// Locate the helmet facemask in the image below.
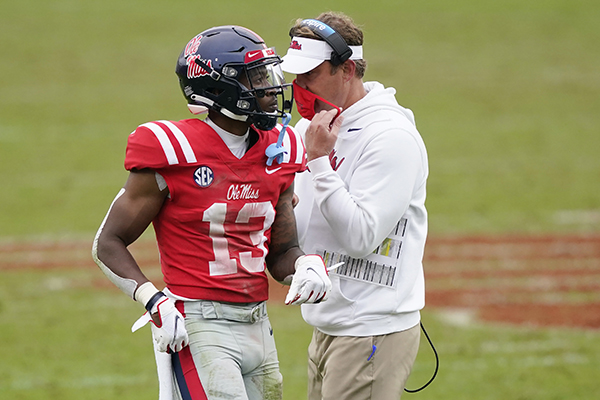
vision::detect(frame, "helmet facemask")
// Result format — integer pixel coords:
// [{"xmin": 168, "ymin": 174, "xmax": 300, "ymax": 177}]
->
[{"xmin": 236, "ymin": 58, "xmax": 293, "ymax": 130}]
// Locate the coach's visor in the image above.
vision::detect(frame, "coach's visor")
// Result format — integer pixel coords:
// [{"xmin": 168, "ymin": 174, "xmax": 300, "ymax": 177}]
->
[{"xmin": 281, "ymin": 36, "xmax": 363, "ymax": 74}]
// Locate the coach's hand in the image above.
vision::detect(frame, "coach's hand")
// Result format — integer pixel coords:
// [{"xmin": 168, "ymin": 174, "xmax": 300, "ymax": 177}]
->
[
  {"xmin": 149, "ymin": 297, "xmax": 188, "ymax": 353},
  {"xmin": 305, "ymin": 108, "xmax": 344, "ymax": 162},
  {"xmin": 285, "ymin": 255, "xmax": 332, "ymax": 305}
]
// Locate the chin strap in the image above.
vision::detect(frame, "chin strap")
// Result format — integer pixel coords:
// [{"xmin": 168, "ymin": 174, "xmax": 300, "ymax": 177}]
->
[{"xmin": 265, "ymin": 113, "xmax": 291, "ymax": 166}]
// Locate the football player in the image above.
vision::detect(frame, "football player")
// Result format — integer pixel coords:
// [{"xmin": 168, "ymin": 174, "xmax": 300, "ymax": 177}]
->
[{"xmin": 92, "ymin": 25, "xmax": 331, "ymax": 400}]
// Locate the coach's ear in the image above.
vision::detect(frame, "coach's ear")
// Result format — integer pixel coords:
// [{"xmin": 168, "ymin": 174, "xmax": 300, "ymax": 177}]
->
[
  {"xmin": 342, "ymin": 59, "xmax": 356, "ymax": 82},
  {"xmin": 292, "ymin": 193, "xmax": 299, "ymax": 208}
]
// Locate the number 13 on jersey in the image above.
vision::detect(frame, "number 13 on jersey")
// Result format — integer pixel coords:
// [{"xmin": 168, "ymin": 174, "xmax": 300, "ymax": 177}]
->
[{"xmin": 203, "ymin": 202, "xmax": 275, "ymax": 276}]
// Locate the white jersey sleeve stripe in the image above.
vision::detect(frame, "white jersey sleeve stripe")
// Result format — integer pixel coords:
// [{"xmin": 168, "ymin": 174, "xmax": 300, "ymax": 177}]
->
[
  {"xmin": 140, "ymin": 122, "xmax": 179, "ymax": 165},
  {"xmin": 159, "ymin": 120, "xmax": 197, "ymax": 163},
  {"xmin": 282, "ymin": 131, "xmax": 292, "ymax": 164},
  {"xmin": 292, "ymin": 129, "xmax": 305, "ymax": 165}
]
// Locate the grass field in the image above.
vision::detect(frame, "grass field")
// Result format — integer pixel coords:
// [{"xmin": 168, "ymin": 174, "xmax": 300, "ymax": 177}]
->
[
  {"xmin": 2, "ymin": 0, "xmax": 599, "ymax": 237},
  {"xmin": 2, "ymin": 238, "xmax": 600, "ymax": 399},
  {"xmin": 1, "ymin": 0, "xmax": 599, "ymax": 399}
]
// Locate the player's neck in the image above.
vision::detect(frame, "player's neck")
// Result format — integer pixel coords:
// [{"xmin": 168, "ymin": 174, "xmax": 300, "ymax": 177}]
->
[{"xmin": 208, "ymin": 111, "xmax": 251, "ymax": 136}]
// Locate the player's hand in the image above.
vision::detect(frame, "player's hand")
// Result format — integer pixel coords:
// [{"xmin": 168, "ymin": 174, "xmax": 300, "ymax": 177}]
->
[
  {"xmin": 285, "ymin": 255, "xmax": 332, "ymax": 305},
  {"xmin": 150, "ymin": 297, "xmax": 188, "ymax": 353},
  {"xmin": 132, "ymin": 295, "xmax": 189, "ymax": 353}
]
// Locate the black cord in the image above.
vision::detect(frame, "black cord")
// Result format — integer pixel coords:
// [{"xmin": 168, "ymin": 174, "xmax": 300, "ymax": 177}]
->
[{"xmin": 404, "ymin": 322, "xmax": 439, "ymax": 393}]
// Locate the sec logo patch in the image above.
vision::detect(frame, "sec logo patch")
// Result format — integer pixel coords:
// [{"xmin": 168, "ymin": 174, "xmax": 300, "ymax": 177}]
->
[{"xmin": 193, "ymin": 166, "xmax": 214, "ymax": 188}]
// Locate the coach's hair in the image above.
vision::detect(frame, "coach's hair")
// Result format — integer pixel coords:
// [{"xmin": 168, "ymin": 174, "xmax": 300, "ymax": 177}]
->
[{"xmin": 289, "ymin": 11, "xmax": 367, "ymax": 78}]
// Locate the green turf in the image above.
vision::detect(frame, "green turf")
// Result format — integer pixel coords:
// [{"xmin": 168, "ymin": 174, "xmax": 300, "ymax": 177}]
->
[
  {"xmin": 2, "ymin": 266, "xmax": 600, "ymax": 399},
  {"xmin": 1, "ymin": 1, "xmax": 600, "ymax": 399},
  {"xmin": 1, "ymin": 0, "xmax": 598, "ymax": 237}
]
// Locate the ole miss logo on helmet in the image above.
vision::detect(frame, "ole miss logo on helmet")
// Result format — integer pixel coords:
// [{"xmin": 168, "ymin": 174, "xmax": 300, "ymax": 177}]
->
[
  {"xmin": 184, "ymin": 34, "xmax": 203, "ymax": 58},
  {"xmin": 289, "ymin": 40, "xmax": 302, "ymax": 50}
]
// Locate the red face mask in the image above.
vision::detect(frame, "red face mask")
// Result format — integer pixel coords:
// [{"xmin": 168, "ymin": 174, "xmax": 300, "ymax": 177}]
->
[{"xmin": 293, "ymin": 79, "xmax": 341, "ymax": 121}]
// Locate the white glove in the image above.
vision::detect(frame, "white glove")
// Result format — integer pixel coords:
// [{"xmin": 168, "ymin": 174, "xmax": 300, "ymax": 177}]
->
[
  {"xmin": 132, "ymin": 294, "xmax": 189, "ymax": 353},
  {"xmin": 285, "ymin": 255, "xmax": 332, "ymax": 305},
  {"xmin": 151, "ymin": 297, "xmax": 189, "ymax": 353}
]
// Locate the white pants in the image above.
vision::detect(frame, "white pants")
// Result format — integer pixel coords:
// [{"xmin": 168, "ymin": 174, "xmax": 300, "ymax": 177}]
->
[{"xmin": 154, "ymin": 300, "xmax": 283, "ymax": 400}]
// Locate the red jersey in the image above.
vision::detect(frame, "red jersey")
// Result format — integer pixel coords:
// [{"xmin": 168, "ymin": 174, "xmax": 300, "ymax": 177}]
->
[{"xmin": 124, "ymin": 118, "xmax": 306, "ymax": 303}]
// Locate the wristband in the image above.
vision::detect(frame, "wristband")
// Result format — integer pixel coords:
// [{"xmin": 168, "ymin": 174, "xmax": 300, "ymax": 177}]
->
[
  {"xmin": 145, "ymin": 291, "xmax": 166, "ymax": 313},
  {"xmin": 134, "ymin": 281, "xmax": 161, "ymax": 307}
]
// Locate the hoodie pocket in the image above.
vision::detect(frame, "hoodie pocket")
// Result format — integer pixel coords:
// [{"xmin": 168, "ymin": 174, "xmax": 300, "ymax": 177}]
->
[{"xmin": 301, "ymin": 276, "xmax": 357, "ymax": 327}]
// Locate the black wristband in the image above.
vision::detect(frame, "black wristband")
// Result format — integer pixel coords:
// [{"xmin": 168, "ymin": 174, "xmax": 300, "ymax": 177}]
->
[{"xmin": 145, "ymin": 291, "xmax": 166, "ymax": 313}]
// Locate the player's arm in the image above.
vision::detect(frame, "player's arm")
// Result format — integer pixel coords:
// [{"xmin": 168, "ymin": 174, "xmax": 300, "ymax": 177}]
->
[
  {"xmin": 265, "ymin": 182, "xmax": 332, "ymax": 305},
  {"xmin": 92, "ymin": 169, "xmax": 167, "ymax": 294},
  {"xmin": 265, "ymin": 182, "xmax": 302, "ymax": 283},
  {"xmin": 92, "ymin": 169, "xmax": 188, "ymax": 352}
]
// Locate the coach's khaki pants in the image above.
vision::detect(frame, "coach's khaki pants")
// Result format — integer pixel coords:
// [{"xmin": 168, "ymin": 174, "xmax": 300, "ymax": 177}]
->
[{"xmin": 307, "ymin": 324, "xmax": 420, "ymax": 400}]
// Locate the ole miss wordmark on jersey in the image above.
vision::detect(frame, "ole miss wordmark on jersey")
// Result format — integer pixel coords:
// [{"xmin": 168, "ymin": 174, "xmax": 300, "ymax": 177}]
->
[{"xmin": 125, "ymin": 118, "xmax": 306, "ymax": 303}]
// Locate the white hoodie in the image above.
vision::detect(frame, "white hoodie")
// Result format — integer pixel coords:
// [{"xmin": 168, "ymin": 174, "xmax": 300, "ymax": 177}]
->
[{"xmin": 294, "ymin": 81, "xmax": 429, "ymax": 337}]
